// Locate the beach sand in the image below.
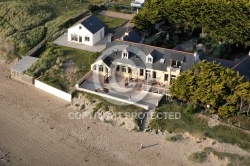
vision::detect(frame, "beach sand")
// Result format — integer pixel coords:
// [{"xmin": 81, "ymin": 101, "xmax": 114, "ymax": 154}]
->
[{"xmin": 0, "ymin": 61, "xmax": 249, "ymax": 166}]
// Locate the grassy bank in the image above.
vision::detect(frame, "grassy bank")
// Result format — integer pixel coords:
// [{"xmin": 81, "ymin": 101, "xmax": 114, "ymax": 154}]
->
[
  {"xmin": 25, "ymin": 45, "xmax": 98, "ymax": 92},
  {"xmin": 150, "ymin": 99, "xmax": 250, "ymax": 151},
  {"xmin": 0, "ymin": 0, "xmax": 89, "ymax": 56},
  {"xmin": 189, "ymin": 147, "xmax": 250, "ymax": 165}
]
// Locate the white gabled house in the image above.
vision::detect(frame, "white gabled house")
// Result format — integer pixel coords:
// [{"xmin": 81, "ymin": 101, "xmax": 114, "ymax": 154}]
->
[{"xmin": 68, "ymin": 15, "xmax": 105, "ymax": 46}]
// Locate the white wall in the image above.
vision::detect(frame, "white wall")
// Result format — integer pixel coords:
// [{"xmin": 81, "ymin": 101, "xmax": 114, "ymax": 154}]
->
[
  {"xmin": 35, "ymin": 80, "xmax": 72, "ymax": 102},
  {"xmin": 92, "ymin": 27, "xmax": 105, "ymax": 45},
  {"xmin": 68, "ymin": 24, "xmax": 104, "ymax": 46},
  {"xmin": 68, "ymin": 23, "xmax": 94, "ymax": 46}
]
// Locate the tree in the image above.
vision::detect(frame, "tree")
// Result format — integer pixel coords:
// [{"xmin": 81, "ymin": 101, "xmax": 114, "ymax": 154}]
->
[
  {"xmin": 170, "ymin": 60, "xmax": 247, "ymax": 117},
  {"xmin": 133, "ymin": 0, "xmax": 250, "ymax": 46}
]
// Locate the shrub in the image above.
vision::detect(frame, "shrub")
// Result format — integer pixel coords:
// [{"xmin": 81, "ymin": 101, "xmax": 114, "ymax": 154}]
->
[
  {"xmin": 188, "ymin": 152, "xmax": 207, "ymax": 163},
  {"xmin": 166, "ymin": 134, "xmax": 183, "ymax": 142},
  {"xmin": 184, "ymin": 104, "xmax": 196, "ymax": 114}
]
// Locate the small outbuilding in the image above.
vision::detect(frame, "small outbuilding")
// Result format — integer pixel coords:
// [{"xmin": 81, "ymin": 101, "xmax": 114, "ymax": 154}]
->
[{"xmin": 67, "ymin": 15, "xmax": 105, "ymax": 46}]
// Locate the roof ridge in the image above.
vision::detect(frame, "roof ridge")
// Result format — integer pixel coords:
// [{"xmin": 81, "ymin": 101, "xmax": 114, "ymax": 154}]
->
[
  {"xmin": 232, "ymin": 55, "xmax": 250, "ymax": 69},
  {"xmin": 115, "ymin": 39, "xmax": 194, "ymax": 55}
]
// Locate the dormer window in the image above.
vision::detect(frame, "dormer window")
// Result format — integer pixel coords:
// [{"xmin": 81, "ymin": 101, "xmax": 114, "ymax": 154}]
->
[
  {"xmin": 146, "ymin": 53, "xmax": 153, "ymax": 64},
  {"xmin": 148, "ymin": 57, "xmax": 152, "ymax": 63},
  {"xmin": 122, "ymin": 50, "xmax": 129, "ymax": 59},
  {"xmin": 171, "ymin": 60, "xmax": 182, "ymax": 68}
]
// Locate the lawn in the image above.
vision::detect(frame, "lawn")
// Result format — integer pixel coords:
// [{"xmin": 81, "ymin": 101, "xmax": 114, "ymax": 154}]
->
[
  {"xmin": 95, "ymin": 14, "xmax": 128, "ymax": 31},
  {"xmin": 25, "ymin": 45, "xmax": 99, "ymax": 92},
  {"xmin": 150, "ymin": 98, "xmax": 250, "ymax": 151},
  {"xmin": 87, "ymin": 0, "xmax": 132, "ymax": 5}
]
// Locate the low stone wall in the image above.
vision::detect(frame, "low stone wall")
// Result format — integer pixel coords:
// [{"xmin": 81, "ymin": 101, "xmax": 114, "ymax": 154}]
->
[{"xmin": 35, "ymin": 79, "xmax": 72, "ymax": 102}]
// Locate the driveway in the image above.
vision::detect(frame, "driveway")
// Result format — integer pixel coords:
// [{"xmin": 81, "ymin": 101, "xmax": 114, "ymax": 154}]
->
[{"xmin": 52, "ymin": 33, "xmax": 108, "ymax": 52}]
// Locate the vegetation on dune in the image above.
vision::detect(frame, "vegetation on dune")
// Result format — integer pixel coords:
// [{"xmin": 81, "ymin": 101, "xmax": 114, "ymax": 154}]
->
[
  {"xmin": 150, "ymin": 100, "xmax": 250, "ymax": 150},
  {"xmin": 25, "ymin": 45, "xmax": 99, "ymax": 92},
  {"xmin": 0, "ymin": 0, "xmax": 89, "ymax": 57}
]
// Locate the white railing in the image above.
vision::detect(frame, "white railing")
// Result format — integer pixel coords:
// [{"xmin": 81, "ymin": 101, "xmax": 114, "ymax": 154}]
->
[{"xmin": 142, "ymin": 84, "xmax": 171, "ymax": 96}]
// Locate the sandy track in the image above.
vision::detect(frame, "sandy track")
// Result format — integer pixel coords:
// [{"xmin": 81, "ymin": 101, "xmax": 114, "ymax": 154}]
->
[{"xmin": 0, "ymin": 61, "xmax": 249, "ymax": 166}]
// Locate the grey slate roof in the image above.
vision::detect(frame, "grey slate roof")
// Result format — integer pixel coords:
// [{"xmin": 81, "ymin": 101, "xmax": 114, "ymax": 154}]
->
[
  {"xmin": 12, "ymin": 56, "xmax": 39, "ymax": 73},
  {"xmin": 80, "ymin": 15, "xmax": 105, "ymax": 34},
  {"xmin": 232, "ymin": 56, "xmax": 250, "ymax": 80},
  {"xmin": 123, "ymin": 30, "xmax": 143, "ymax": 43},
  {"xmin": 200, "ymin": 52, "xmax": 250, "ymax": 80},
  {"xmin": 96, "ymin": 40, "xmax": 195, "ymax": 72}
]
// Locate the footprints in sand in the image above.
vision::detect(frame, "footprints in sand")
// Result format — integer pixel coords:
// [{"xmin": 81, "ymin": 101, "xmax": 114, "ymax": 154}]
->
[{"xmin": 0, "ymin": 149, "xmax": 20, "ymax": 166}]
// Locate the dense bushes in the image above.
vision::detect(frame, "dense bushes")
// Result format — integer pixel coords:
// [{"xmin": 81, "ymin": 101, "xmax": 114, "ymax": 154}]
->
[
  {"xmin": 170, "ymin": 60, "xmax": 250, "ymax": 118},
  {"xmin": 25, "ymin": 47, "xmax": 63, "ymax": 77}
]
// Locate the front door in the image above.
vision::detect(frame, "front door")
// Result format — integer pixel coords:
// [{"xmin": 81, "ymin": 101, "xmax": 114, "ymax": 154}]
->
[
  {"xmin": 146, "ymin": 70, "xmax": 150, "ymax": 80},
  {"xmin": 79, "ymin": 36, "xmax": 82, "ymax": 42}
]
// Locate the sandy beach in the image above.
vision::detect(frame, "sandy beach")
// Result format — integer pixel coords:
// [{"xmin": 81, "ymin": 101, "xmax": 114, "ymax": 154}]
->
[{"xmin": 0, "ymin": 61, "xmax": 249, "ymax": 166}]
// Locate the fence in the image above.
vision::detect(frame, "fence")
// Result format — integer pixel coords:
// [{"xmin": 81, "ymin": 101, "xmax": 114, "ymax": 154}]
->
[
  {"xmin": 142, "ymin": 84, "xmax": 171, "ymax": 96},
  {"xmin": 35, "ymin": 79, "xmax": 72, "ymax": 102}
]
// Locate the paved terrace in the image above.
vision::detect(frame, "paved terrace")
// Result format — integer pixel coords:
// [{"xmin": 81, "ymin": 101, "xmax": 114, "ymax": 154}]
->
[
  {"xmin": 52, "ymin": 33, "xmax": 108, "ymax": 52},
  {"xmin": 76, "ymin": 73, "xmax": 163, "ymax": 110}
]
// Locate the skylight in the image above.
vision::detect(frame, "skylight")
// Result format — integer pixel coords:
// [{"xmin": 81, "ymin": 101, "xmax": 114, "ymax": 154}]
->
[{"xmin": 160, "ymin": 58, "xmax": 165, "ymax": 63}]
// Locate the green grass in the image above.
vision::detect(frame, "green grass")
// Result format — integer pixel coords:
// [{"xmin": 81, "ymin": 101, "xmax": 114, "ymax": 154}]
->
[
  {"xmin": 150, "ymin": 100, "xmax": 250, "ymax": 151},
  {"xmin": 166, "ymin": 134, "xmax": 183, "ymax": 142},
  {"xmin": 95, "ymin": 15, "xmax": 127, "ymax": 31},
  {"xmin": 87, "ymin": 0, "xmax": 132, "ymax": 5},
  {"xmin": 188, "ymin": 152, "xmax": 207, "ymax": 163},
  {"xmin": 204, "ymin": 147, "xmax": 250, "ymax": 166},
  {"xmin": 25, "ymin": 45, "xmax": 98, "ymax": 92},
  {"xmin": 0, "ymin": 0, "xmax": 89, "ymax": 56}
]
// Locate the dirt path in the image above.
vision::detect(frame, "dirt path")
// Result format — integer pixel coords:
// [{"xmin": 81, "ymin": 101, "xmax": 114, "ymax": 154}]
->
[{"xmin": 0, "ymin": 62, "xmax": 249, "ymax": 166}]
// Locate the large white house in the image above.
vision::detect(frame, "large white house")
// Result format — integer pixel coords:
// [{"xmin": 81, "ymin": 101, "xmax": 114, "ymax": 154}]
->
[{"xmin": 68, "ymin": 15, "xmax": 105, "ymax": 46}]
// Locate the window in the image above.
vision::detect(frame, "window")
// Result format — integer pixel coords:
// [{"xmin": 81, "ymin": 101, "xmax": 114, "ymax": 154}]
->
[
  {"xmin": 116, "ymin": 65, "xmax": 120, "ymax": 71},
  {"xmin": 99, "ymin": 65, "xmax": 103, "ymax": 72},
  {"xmin": 128, "ymin": 67, "xmax": 132, "ymax": 74},
  {"xmin": 85, "ymin": 36, "xmax": 90, "ymax": 41},
  {"xmin": 171, "ymin": 60, "xmax": 177, "ymax": 68},
  {"xmin": 122, "ymin": 66, "xmax": 126, "ymax": 73},
  {"xmin": 71, "ymin": 34, "xmax": 78, "ymax": 41},
  {"xmin": 148, "ymin": 57, "xmax": 152, "ymax": 63},
  {"xmin": 105, "ymin": 67, "xmax": 108, "ymax": 73},
  {"xmin": 164, "ymin": 74, "xmax": 169, "ymax": 81},
  {"xmin": 140, "ymin": 69, "xmax": 144, "ymax": 76},
  {"xmin": 79, "ymin": 26, "xmax": 82, "ymax": 29},
  {"xmin": 171, "ymin": 60, "xmax": 182, "ymax": 68},
  {"xmin": 123, "ymin": 52, "xmax": 128, "ymax": 58},
  {"xmin": 112, "ymin": 49, "xmax": 118, "ymax": 54},
  {"xmin": 153, "ymin": 71, "xmax": 157, "ymax": 78},
  {"xmin": 122, "ymin": 50, "xmax": 129, "ymax": 59},
  {"xmin": 93, "ymin": 65, "xmax": 96, "ymax": 70}
]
